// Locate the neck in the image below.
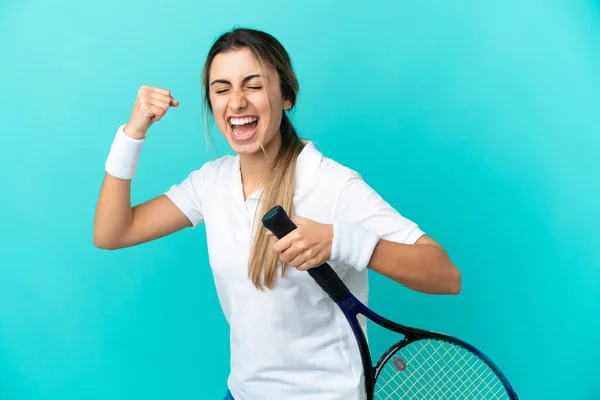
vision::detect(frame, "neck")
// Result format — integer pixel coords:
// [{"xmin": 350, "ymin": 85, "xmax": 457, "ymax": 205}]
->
[{"xmin": 239, "ymin": 133, "xmax": 282, "ymax": 197}]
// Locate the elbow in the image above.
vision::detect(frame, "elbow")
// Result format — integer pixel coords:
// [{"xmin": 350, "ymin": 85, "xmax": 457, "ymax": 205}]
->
[
  {"xmin": 93, "ymin": 237, "xmax": 118, "ymax": 250},
  {"xmin": 449, "ymin": 266, "xmax": 462, "ymax": 295},
  {"xmin": 93, "ymin": 231, "xmax": 121, "ymax": 250}
]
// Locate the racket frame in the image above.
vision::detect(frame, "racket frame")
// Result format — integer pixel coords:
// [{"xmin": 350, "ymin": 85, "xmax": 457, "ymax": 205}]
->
[
  {"xmin": 336, "ymin": 291, "xmax": 518, "ymax": 399},
  {"xmin": 261, "ymin": 205, "xmax": 518, "ymax": 400}
]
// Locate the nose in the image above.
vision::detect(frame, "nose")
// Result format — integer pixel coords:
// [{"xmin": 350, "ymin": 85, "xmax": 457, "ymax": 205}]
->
[{"xmin": 228, "ymin": 89, "xmax": 247, "ymax": 112}]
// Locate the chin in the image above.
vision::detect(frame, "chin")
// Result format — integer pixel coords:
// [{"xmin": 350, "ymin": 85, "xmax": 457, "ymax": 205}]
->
[{"xmin": 230, "ymin": 141, "xmax": 264, "ymax": 155}]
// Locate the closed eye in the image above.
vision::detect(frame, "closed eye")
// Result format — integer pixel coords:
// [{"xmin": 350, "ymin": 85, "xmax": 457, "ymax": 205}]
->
[{"xmin": 247, "ymin": 86, "xmax": 262, "ymax": 90}]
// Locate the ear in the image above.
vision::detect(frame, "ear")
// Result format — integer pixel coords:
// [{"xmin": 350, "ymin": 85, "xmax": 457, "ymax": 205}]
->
[{"xmin": 283, "ymin": 99, "xmax": 292, "ymax": 111}]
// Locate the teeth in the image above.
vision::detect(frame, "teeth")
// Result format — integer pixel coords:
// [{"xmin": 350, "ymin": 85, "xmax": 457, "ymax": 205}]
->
[{"xmin": 230, "ymin": 116, "xmax": 258, "ymax": 125}]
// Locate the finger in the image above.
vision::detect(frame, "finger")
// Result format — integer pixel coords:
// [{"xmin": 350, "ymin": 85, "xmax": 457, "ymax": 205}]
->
[
  {"xmin": 138, "ymin": 85, "xmax": 152, "ymax": 97},
  {"xmin": 264, "ymin": 230, "xmax": 274, "ymax": 237},
  {"xmin": 170, "ymin": 97, "xmax": 180, "ymax": 107},
  {"xmin": 151, "ymin": 103, "xmax": 167, "ymax": 115},
  {"xmin": 147, "ymin": 86, "xmax": 171, "ymax": 96},
  {"xmin": 150, "ymin": 92, "xmax": 174, "ymax": 105},
  {"xmin": 150, "ymin": 97, "xmax": 171, "ymax": 111},
  {"xmin": 149, "ymin": 105, "xmax": 166, "ymax": 122},
  {"xmin": 288, "ymin": 253, "xmax": 306, "ymax": 268},
  {"xmin": 297, "ymin": 260, "xmax": 315, "ymax": 271},
  {"xmin": 272, "ymin": 234, "xmax": 295, "ymax": 253},
  {"xmin": 280, "ymin": 246, "xmax": 302, "ymax": 264},
  {"xmin": 138, "ymin": 100, "xmax": 156, "ymax": 118}
]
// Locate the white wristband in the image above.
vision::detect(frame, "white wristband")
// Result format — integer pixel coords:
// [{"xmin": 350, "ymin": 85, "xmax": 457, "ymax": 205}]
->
[
  {"xmin": 104, "ymin": 125, "xmax": 145, "ymax": 180},
  {"xmin": 330, "ymin": 221, "xmax": 380, "ymax": 271}
]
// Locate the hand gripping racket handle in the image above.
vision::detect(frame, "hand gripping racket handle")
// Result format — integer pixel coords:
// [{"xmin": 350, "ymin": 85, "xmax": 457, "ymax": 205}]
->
[{"xmin": 261, "ymin": 206, "xmax": 350, "ymax": 302}]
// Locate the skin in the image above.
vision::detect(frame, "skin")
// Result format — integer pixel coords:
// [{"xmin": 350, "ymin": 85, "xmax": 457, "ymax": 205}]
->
[
  {"xmin": 207, "ymin": 49, "xmax": 461, "ymax": 295},
  {"xmin": 94, "ymin": 47, "xmax": 461, "ymax": 295},
  {"xmin": 208, "ymin": 48, "xmax": 292, "ymax": 199}
]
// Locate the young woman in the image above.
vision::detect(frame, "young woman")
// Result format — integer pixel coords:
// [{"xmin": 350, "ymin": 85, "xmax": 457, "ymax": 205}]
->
[{"xmin": 94, "ymin": 28, "xmax": 461, "ymax": 400}]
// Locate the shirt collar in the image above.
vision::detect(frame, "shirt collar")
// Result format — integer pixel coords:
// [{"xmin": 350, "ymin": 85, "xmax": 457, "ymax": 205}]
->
[
  {"xmin": 294, "ymin": 140, "xmax": 323, "ymax": 194},
  {"xmin": 229, "ymin": 140, "xmax": 323, "ymax": 200}
]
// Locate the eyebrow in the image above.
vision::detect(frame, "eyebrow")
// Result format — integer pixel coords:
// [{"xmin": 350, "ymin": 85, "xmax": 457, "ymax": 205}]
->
[{"xmin": 210, "ymin": 74, "xmax": 262, "ymax": 86}]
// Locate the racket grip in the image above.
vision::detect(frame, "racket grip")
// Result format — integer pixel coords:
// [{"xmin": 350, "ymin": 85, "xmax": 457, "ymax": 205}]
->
[
  {"xmin": 306, "ymin": 265, "xmax": 350, "ymax": 302},
  {"xmin": 261, "ymin": 206, "xmax": 350, "ymax": 302}
]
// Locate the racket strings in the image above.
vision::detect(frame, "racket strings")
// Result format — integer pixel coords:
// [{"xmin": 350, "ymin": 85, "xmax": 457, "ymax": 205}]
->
[{"xmin": 374, "ymin": 339, "xmax": 510, "ymax": 399}]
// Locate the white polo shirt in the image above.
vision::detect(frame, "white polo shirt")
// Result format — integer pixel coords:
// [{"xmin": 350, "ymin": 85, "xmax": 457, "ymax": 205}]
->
[{"xmin": 165, "ymin": 140, "xmax": 424, "ymax": 400}]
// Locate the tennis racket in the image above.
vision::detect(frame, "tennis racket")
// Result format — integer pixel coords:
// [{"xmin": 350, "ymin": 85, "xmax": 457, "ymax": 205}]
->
[{"xmin": 262, "ymin": 205, "xmax": 518, "ymax": 400}]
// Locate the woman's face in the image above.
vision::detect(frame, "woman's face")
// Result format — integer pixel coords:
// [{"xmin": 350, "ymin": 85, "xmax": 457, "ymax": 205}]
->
[{"xmin": 208, "ymin": 47, "xmax": 291, "ymax": 156}]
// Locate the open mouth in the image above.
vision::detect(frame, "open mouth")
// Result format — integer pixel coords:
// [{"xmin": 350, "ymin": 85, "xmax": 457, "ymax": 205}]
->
[{"xmin": 229, "ymin": 116, "xmax": 259, "ymax": 141}]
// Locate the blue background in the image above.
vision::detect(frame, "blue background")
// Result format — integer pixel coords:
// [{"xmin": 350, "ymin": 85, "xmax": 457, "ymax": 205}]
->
[{"xmin": 1, "ymin": 0, "xmax": 599, "ymax": 398}]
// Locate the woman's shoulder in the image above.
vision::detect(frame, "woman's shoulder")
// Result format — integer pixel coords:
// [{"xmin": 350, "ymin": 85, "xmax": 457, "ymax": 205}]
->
[
  {"xmin": 202, "ymin": 154, "xmax": 237, "ymax": 174},
  {"xmin": 302, "ymin": 141, "xmax": 361, "ymax": 181},
  {"xmin": 318, "ymin": 154, "xmax": 362, "ymax": 183},
  {"xmin": 182, "ymin": 154, "xmax": 237, "ymax": 186}
]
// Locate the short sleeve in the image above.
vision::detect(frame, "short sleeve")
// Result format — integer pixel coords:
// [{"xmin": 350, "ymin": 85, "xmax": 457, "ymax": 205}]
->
[
  {"xmin": 164, "ymin": 166, "xmax": 207, "ymax": 229},
  {"xmin": 334, "ymin": 172, "xmax": 425, "ymax": 244}
]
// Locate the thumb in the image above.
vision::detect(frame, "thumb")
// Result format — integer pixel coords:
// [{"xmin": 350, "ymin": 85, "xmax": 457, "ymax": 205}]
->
[{"xmin": 170, "ymin": 97, "xmax": 180, "ymax": 107}]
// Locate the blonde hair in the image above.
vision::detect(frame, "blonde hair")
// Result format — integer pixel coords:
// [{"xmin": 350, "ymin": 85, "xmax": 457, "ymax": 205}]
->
[{"xmin": 201, "ymin": 28, "xmax": 303, "ymax": 289}]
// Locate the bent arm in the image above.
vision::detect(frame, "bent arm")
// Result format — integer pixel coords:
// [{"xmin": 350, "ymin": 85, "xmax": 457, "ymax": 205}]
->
[
  {"xmin": 368, "ymin": 235, "xmax": 461, "ymax": 294},
  {"xmin": 335, "ymin": 173, "xmax": 461, "ymax": 295},
  {"xmin": 93, "ymin": 173, "xmax": 191, "ymax": 250}
]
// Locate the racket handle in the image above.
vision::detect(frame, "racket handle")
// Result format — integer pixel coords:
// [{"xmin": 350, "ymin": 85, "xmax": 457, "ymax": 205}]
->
[
  {"xmin": 306, "ymin": 263, "xmax": 351, "ymax": 303},
  {"xmin": 261, "ymin": 206, "xmax": 350, "ymax": 302}
]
